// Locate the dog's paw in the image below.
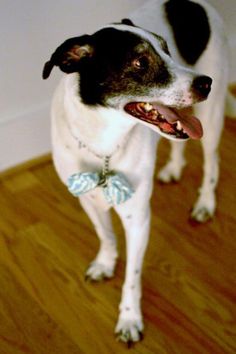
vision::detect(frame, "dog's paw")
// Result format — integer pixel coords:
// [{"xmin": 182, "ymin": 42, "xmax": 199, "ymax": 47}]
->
[
  {"xmin": 85, "ymin": 261, "xmax": 115, "ymax": 281},
  {"xmin": 115, "ymin": 317, "xmax": 144, "ymax": 345},
  {"xmin": 191, "ymin": 206, "xmax": 214, "ymax": 223},
  {"xmin": 157, "ymin": 162, "xmax": 184, "ymax": 183},
  {"xmin": 191, "ymin": 195, "xmax": 215, "ymax": 223}
]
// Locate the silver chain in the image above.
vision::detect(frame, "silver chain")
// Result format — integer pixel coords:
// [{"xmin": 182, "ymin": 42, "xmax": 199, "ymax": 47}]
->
[
  {"xmin": 102, "ymin": 156, "xmax": 110, "ymax": 175},
  {"xmin": 67, "ymin": 122, "xmax": 124, "ymax": 187},
  {"xmin": 98, "ymin": 156, "xmax": 112, "ymax": 187},
  {"xmin": 68, "ymin": 123, "xmax": 119, "ymax": 160}
]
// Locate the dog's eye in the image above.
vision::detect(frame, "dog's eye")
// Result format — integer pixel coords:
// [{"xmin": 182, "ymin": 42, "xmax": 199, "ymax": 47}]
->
[{"xmin": 132, "ymin": 56, "xmax": 149, "ymax": 70}]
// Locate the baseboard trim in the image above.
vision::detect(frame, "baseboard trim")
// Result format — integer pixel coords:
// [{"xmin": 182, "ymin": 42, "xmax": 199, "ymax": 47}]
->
[{"xmin": 0, "ymin": 153, "xmax": 52, "ymax": 180}]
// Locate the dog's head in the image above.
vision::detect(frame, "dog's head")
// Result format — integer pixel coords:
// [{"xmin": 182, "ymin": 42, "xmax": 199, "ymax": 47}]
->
[{"xmin": 43, "ymin": 20, "xmax": 212, "ymax": 141}]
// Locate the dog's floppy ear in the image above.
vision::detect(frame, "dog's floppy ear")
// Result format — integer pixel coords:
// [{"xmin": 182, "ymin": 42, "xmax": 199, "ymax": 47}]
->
[{"xmin": 42, "ymin": 35, "xmax": 94, "ymax": 79}]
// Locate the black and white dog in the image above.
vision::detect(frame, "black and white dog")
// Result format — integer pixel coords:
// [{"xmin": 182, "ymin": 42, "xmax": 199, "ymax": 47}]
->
[{"xmin": 43, "ymin": 0, "xmax": 231, "ymax": 344}]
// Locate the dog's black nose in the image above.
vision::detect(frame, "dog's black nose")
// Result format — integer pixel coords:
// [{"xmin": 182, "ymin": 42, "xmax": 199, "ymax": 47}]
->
[{"xmin": 192, "ymin": 75, "xmax": 212, "ymax": 98}]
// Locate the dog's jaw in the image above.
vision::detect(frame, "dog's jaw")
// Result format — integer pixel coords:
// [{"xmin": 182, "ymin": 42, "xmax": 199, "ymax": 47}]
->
[{"xmin": 124, "ymin": 101, "xmax": 204, "ymax": 141}]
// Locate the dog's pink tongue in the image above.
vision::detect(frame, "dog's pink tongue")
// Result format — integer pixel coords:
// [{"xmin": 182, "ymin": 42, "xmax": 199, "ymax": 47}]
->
[
  {"xmin": 156, "ymin": 105, "xmax": 203, "ymax": 140},
  {"xmin": 178, "ymin": 115, "xmax": 203, "ymax": 139}
]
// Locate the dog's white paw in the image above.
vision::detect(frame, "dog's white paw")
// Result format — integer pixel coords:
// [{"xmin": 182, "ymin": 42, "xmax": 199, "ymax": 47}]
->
[
  {"xmin": 191, "ymin": 193, "xmax": 215, "ymax": 222},
  {"xmin": 85, "ymin": 261, "xmax": 115, "ymax": 281},
  {"xmin": 157, "ymin": 161, "xmax": 184, "ymax": 183},
  {"xmin": 115, "ymin": 317, "xmax": 144, "ymax": 345}
]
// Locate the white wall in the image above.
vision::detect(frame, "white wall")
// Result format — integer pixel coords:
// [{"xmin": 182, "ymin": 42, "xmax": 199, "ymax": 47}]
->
[
  {"xmin": 0, "ymin": 0, "xmax": 145, "ymax": 171},
  {"xmin": 207, "ymin": 0, "xmax": 236, "ymax": 78},
  {"xmin": 0, "ymin": 0, "xmax": 236, "ymax": 171}
]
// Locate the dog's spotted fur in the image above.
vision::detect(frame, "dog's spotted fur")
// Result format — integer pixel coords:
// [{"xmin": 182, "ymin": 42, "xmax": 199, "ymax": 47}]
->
[{"xmin": 43, "ymin": 0, "xmax": 230, "ymax": 345}]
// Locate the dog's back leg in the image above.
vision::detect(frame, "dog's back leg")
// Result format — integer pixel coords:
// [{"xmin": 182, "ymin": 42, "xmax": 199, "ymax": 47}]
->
[
  {"xmin": 190, "ymin": 30, "xmax": 229, "ymax": 222},
  {"xmin": 157, "ymin": 140, "xmax": 187, "ymax": 183},
  {"xmin": 79, "ymin": 195, "xmax": 118, "ymax": 281},
  {"xmin": 191, "ymin": 86, "xmax": 226, "ymax": 222}
]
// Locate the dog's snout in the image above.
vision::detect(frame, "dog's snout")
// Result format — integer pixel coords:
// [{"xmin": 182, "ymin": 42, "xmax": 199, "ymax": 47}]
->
[{"xmin": 192, "ymin": 75, "xmax": 212, "ymax": 98}]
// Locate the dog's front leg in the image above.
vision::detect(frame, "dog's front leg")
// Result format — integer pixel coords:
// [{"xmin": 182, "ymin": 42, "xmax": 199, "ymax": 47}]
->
[
  {"xmin": 115, "ymin": 202, "xmax": 151, "ymax": 344},
  {"xmin": 79, "ymin": 195, "xmax": 118, "ymax": 281}
]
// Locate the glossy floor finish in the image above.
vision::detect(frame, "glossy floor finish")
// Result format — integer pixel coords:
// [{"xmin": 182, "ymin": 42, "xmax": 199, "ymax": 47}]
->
[{"xmin": 0, "ymin": 117, "xmax": 236, "ymax": 354}]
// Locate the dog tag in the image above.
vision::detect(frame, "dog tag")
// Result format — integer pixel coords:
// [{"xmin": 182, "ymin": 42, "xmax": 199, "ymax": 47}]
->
[
  {"xmin": 67, "ymin": 172, "xmax": 100, "ymax": 196},
  {"xmin": 103, "ymin": 173, "xmax": 134, "ymax": 205}
]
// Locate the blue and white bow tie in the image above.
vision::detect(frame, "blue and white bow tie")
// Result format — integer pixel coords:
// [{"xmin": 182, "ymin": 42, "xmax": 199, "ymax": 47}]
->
[{"xmin": 67, "ymin": 171, "xmax": 134, "ymax": 205}]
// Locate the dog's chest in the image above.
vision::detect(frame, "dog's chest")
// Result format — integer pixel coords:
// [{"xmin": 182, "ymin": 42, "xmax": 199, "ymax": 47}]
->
[{"xmin": 52, "ymin": 75, "xmax": 160, "ymax": 205}]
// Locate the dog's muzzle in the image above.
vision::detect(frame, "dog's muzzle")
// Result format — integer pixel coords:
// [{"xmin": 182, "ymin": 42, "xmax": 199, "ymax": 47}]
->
[{"xmin": 124, "ymin": 102, "xmax": 203, "ymax": 140}]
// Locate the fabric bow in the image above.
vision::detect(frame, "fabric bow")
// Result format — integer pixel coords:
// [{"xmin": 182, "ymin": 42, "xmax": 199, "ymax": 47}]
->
[{"xmin": 67, "ymin": 171, "xmax": 134, "ymax": 205}]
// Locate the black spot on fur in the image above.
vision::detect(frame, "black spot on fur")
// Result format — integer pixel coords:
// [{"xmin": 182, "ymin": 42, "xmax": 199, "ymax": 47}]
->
[{"xmin": 165, "ymin": 0, "xmax": 211, "ymax": 65}]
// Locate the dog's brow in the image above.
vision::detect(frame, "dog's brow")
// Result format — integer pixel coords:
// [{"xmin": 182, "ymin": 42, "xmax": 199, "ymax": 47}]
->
[
  {"xmin": 148, "ymin": 32, "xmax": 169, "ymax": 53},
  {"xmin": 103, "ymin": 24, "xmax": 159, "ymax": 51},
  {"xmin": 135, "ymin": 41, "xmax": 149, "ymax": 53}
]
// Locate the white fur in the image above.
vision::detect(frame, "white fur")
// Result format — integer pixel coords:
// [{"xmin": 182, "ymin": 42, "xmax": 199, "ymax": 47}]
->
[
  {"xmin": 50, "ymin": 0, "xmax": 230, "ymax": 343},
  {"xmin": 131, "ymin": 0, "xmax": 230, "ymax": 222}
]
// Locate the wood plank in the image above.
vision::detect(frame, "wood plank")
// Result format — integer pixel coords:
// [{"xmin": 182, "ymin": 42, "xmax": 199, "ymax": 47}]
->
[
  {"xmin": 0, "ymin": 117, "xmax": 236, "ymax": 353},
  {"xmin": 0, "ymin": 154, "xmax": 51, "ymax": 180}
]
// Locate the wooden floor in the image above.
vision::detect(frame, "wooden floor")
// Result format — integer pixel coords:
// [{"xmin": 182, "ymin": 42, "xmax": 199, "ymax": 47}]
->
[{"xmin": 0, "ymin": 118, "xmax": 236, "ymax": 354}]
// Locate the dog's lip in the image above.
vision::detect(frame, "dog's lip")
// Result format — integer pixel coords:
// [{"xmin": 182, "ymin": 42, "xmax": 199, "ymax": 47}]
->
[{"xmin": 124, "ymin": 102, "xmax": 203, "ymax": 140}]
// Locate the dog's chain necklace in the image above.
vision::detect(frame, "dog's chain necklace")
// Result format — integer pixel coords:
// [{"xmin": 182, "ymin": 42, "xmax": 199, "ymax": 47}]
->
[
  {"xmin": 68, "ymin": 125, "xmax": 120, "ymax": 186},
  {"xmin": 98, "ymin": 155, "xmax": 111, "ymax": 187},
  {"xmin": 67, "ymin": 125, "xmax": 134, "ymax": 205},
  {"xmin": 78, "ymin": 140, "xmax": 115, "ymax": 186}
]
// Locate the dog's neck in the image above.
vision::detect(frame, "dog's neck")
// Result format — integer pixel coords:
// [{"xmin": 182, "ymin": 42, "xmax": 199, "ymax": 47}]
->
[{"xmin": 64, "ymin": 74, "xmax": 136, "ymax": 157}]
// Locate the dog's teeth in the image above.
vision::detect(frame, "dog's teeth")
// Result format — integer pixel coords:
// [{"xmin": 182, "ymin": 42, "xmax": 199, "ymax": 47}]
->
[
  {"xmin": 152, "ymin": 110, "xmax": 159, "ymax": 118},
  {"xmin": 144, "ymin": 103, "xmax": 153, "ymax": 112},
  {"xmin": 176, "ymin": 120, "xmax": 182, "ymax": 131}
]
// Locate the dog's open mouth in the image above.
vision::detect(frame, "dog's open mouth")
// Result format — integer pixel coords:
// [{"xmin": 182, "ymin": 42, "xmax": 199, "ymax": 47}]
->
[{"xmin": 124, "ymin": 102, "xmax": 203, "ymax": 140}]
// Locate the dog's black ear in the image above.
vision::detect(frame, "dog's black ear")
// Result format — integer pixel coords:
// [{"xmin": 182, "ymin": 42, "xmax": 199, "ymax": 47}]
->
[
  {"xmin": 42, "ymin": 35, "xmax": 94, "ymax": 79},
  {"xmin": 121, "ymin": 18, "xmax": 135, "ymax": 27}
]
